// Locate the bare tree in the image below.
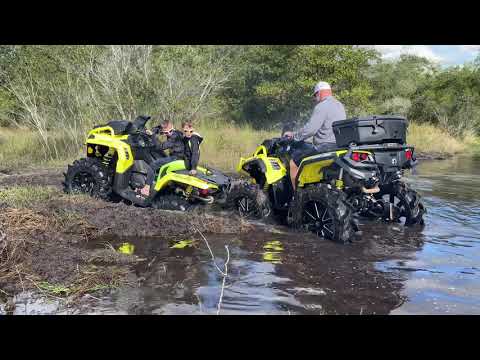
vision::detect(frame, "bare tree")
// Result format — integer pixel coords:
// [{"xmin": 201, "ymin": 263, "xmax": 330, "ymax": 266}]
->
[{"xmin": 2, "ymin": 45, "xmax": 233, "ymax": 161}]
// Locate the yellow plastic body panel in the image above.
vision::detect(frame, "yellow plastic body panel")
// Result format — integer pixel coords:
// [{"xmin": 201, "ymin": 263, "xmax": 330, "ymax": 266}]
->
[
  {"xmin": 296, "ymin": 150, "xmax": 345, "ymax": 188},
  {"xmin": 297, "ymin": 149, "xmax": 372, "ymax": 188},
  {"xmin": 237, "ymin": 145, "xmax": 287, "ymax": 185},
  {"xmin": 156, "ymin": 160, "xmax": 210, "ymax": 177},
  {"xmin": 86, "ymin": 132, "xmax": 133, "ymax": 174},
  {"xmin": 153, "ymin": 160, "xmax": 219, "ymax": 192},
  {"xmin": 297, "ymin": 159, "xmax": 334, "ymax": 187}
]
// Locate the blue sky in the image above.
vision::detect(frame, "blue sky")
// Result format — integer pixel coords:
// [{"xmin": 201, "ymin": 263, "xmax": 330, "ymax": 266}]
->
[{"xmin": 366, "ymin": 45, "xmax": 480, "ymax": 66}]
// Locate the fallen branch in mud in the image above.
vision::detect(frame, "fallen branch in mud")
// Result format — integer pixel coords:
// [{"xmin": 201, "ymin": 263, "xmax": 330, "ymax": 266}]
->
[
  {"xmin": 217, "ymin": 246, "xmax": 230, "ymax": 315},
  {"xmin": 194, "ymin": 227, "xmax": 230, "ymax": 315}
]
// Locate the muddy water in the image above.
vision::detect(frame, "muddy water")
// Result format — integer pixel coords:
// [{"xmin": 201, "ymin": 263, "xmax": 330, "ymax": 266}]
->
[
  {"xmin": 6, "ymin": 157, "xmax": 479, "ymax": 315},
  {"xmin": 52, "ymin": 156, "xmax": 474, "ymax": 315}
]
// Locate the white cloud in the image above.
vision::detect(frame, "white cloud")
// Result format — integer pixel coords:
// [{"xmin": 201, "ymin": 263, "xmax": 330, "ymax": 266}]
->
[{"xmin": 362, "ymin": 45, "xmax": 443, "ymax": 63}]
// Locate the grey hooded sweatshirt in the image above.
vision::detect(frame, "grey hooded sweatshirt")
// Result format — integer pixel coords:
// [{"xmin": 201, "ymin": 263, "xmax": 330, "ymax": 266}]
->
[{"xmin": 294, "ymin": 96, "xmax": 346, "ymax": 146}]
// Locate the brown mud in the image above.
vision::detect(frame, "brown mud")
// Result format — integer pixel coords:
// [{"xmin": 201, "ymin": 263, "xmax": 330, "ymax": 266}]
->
[
  {"xmin": 2, "ymin": 157, "xmax": 480, "ymax": 314},
  {"xmin": 0, "ymin": 167, "xmax": 64, "ymax": 188},
  {"xmin": 0, "ymin": 168, "xmax": 252, "ymax": 312}
]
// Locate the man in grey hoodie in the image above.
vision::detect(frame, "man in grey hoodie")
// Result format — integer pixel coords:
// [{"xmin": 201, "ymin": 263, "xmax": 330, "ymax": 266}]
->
[{"xmin": 284, "ymin": 81, "xmax": 346, "ymax": 189}]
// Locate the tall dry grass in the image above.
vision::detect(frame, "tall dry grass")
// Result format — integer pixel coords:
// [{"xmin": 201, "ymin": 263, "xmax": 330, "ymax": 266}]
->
[
  {"xmin": 196, "ymin": 120, "xmax": 277, "ymax": 170},
  {"xmin": 1, "ymin": 121, "xmax": 478, "ymax": 173},
  {"xmin": 0, "ymin": 127, "xmax": 80, "ymax": 170},
  {"xmin": 407, "ymin": 122, "xmax": 477, "ymax": 156}
]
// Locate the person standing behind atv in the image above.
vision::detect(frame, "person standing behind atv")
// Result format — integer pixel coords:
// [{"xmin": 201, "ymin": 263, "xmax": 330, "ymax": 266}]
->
[
  {"xmin": 283, "ymin": 81, "xmax": 346, "ymax": 190},
  {"xmin": 182, "ymin": 121, "xmax": 203, "ymax": 176},
  {"xmin": 140, "ymin": 119, "xmax": 186, "ymax": 196}
]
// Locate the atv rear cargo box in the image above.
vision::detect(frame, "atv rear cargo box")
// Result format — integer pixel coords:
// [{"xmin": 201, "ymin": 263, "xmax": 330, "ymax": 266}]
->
[{"xmin": 332, "ymin": 115, "xmax": 407, "ymax": 147}]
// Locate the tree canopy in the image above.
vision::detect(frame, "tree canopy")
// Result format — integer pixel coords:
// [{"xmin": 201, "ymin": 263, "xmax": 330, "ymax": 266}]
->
[{"xmin": 1, "ymin": 45, "xmax": 479, "ymax": 137}]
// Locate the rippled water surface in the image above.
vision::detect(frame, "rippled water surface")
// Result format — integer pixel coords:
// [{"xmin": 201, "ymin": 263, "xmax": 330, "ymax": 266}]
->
[{"xmin": 14, "ymin": 157, "xmax": 480, "ymax": 315}]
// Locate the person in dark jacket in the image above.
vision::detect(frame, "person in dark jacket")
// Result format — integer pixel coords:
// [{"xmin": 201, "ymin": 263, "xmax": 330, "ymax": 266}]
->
[
  {"xmin": 139, "ymin": 119, "xmax": 185, "ymax": 197},
  {"xmin": 150, "ymin": 119, "xmax": 185, "ymax": 160},
  {"xmin": 182, "ymin": 121, "xmax": 203, "ymax": 175}
]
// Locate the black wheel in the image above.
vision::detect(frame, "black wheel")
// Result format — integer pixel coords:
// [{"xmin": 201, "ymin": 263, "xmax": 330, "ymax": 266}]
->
[
  {"xmin": 225, "ymin": 180, "xmax": 271, "ymax": 220},
  {"xmin": 152, "ymin": 194, "xmax": 191, "ymax": 212},
  {"xmin": 63, "ymin": 158, "xmax": 113, "ymax": 200},
  {"xmin": 375, "ymin": 182, "xmax": 425, "ymax": 226},
  {"xmin": 289, "ymin": 184, "xmax": 355, "ymax": 244}
]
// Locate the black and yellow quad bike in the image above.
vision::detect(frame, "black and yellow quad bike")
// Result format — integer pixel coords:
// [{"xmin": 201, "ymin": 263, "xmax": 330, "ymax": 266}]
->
[
  {"xmin": 63, "ymin": 115, "xmax": 230, "ymax": 210},
  {"xmin": 226, "ymin": 115, "xmax": 425, "ymax": 243}
]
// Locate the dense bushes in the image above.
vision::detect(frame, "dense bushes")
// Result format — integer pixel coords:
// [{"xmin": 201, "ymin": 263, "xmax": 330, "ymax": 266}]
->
[{"xmin": 0, "ymin": 45, "xmax": 479, "ymax": 163}]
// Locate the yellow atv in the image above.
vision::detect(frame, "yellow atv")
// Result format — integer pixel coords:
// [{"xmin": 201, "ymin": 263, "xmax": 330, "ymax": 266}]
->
[
  {"xmin": 227, "ymin": 116, "xmax": 425, "ymax": 243},
  {"xmin": 63, "ymin": 116, "xmax": 230, "ymax": 210}
]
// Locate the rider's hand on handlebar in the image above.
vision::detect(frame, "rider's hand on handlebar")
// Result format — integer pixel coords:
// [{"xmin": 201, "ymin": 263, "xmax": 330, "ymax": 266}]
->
[{"xmin": 145, "ymin": 129, "xmax": 153, "ymax": 136}]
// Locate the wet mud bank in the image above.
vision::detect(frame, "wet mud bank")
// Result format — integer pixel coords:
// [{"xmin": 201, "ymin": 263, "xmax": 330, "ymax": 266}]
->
[
  {"xmin": 0, "ymin": 170, "xmax": 253, "ymax": 313},
  {"xmin": 0, "ymin": 167, "xmax": 64, "ymax": 188}
]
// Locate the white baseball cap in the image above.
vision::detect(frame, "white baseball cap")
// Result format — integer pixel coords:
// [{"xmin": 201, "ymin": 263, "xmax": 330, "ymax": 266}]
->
[{"xmin": 313, "ymin": 81, "xmax": 331, "ymax": 95}]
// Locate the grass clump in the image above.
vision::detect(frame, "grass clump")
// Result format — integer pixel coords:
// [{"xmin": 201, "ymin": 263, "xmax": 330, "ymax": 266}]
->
[{"xmin": 0, "ymin": 185, "xmax": 58, "ymax": 208}]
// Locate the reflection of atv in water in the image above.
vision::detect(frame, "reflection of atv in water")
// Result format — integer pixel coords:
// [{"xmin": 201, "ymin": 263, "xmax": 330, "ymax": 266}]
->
[
  {"xmin": 227, "ymin": 115, "xmax": 425, "ymax": 243},
  {"xmin": 63, "ymin": 115, "xmax": 230, "ymax": 210}
]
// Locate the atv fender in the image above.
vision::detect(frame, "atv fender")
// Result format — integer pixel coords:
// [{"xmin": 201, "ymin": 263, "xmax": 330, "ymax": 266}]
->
[
  {"xmin": 154, "ymin": 172, "xmax": 219, "ymax": 192},
  {"xmin": 86, "ymin": 134, "xmax": 133, "ymax": 174},
  {"xmin": 237, "ymin": 156, "xmax": 287, "ymax": 186},
  {"xmin": 153, "ymin": 160, "xmax": 219, "ymax": 192},
  {"xmin": 334, "ymin": 156, "xmax": 378, "ymax": 181}
]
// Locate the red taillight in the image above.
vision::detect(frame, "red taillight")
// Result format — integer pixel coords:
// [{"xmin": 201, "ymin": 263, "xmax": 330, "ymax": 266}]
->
[
  {"xmin": 199, "ymin": 189, "xmax": 210, "ymax": 196},
  {"xmin": 405, "ymin": 149, "xmax": 413, "ymax": 160},
  {"xmin": 351, "ymin": 152, "xmax": 369, "ymax": 162}
]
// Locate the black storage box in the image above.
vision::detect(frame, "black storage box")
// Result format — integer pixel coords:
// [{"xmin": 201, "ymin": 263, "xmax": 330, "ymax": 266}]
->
[{"xmin": 332, "ymin": 115, "xmax": 407, "ymax": 147}]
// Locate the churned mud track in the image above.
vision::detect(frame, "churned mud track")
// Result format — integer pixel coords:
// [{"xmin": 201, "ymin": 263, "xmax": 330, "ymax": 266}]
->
[
  {"xmin": 0, "ymin": 168, "xmax": 253, "ymax": 312},
  {"xmin": 0, "ymin": 167, "xmax": 64, "ymax": 188},
  {"xmin": 0, "ymin": 167, "xmax": 425, "ymax": 314}
]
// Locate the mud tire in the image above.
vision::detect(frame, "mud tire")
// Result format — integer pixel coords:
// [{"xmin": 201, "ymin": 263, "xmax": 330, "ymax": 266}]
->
[
  {"xmin": 289, "ymin": 184, "xmax": 355, "ymax": 244},
  {"xmin": 63, "ymin": 158, "xmax": 113, "ymax": 200},
  {"xmin": 225, "ymin": 180, "xmax": 271, "ymax": 219},
  {"xmin": 391, "ymin": 182, "xmax": 426, "ymax": 226}
]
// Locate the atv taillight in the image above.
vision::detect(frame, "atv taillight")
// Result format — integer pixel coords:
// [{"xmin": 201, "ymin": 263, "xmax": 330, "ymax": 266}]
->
[
  {"xmin": 405, "ymin": 149, "xmax": 413, "ymax": 160},
  {"xmin": 351, "ymin": 152, "xmax": 369, "ymax": 162},
  {"xmin": 199, "ymin": 189, "xmax": 210, "ymax": 196}
]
